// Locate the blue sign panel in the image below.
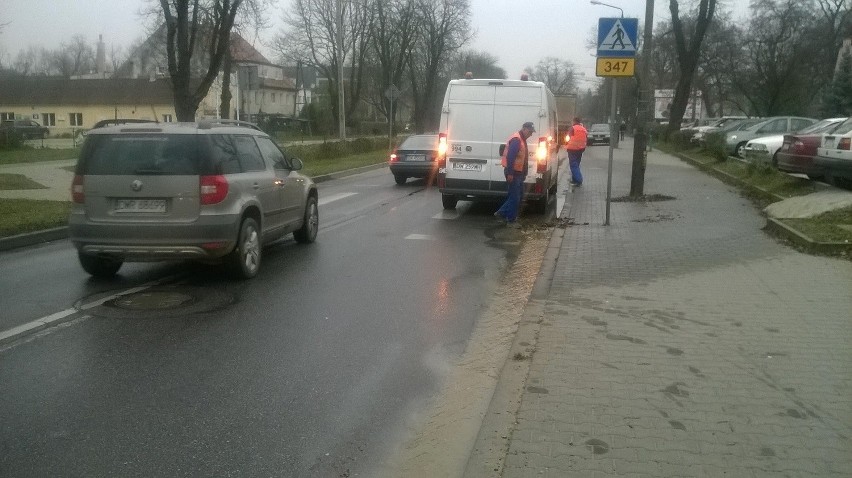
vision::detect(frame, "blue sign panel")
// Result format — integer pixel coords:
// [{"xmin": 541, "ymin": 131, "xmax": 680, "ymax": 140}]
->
[{"xmin": 597, "ymin": 17, "xmax": 639, "ymax": 58}]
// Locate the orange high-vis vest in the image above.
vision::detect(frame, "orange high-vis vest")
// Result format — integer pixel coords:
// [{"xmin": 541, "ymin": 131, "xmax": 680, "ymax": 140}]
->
[
  {"xmin": 566, "ymin": 124, "xmax": 588, "ymax": 151},
  {"xmin": 500, "ymin": 132, "xmax": 528, "ymax": 173}
]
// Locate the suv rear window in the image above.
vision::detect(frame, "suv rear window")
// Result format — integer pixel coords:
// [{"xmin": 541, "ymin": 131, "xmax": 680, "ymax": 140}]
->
[{"xmin": 79, "ymin": 134, "xmax": 201, "ymax": 175}]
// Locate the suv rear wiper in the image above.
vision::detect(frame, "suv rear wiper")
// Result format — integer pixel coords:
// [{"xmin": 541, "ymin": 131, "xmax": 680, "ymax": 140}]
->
[{"xmin": 133, "ymin": 168, "xmax": 168, "ymax": 175}]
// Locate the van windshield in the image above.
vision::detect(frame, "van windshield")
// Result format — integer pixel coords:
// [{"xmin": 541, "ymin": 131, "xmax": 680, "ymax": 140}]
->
[{"xmin": 79, "ymin": 134, "xmax": 201, "ymax": 175}]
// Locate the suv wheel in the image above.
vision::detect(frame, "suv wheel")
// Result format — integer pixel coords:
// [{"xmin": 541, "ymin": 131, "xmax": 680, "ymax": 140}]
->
[
  {"xmin": 294, "ymin": 196, "xmax": 318, "ymax": 244},
  {"xmin": 78, "ymin": 252, "xmax": 123, "ymax": 277},
  {"xmin": 228, "ymin": 217, "xmax": 261, "ymax": 279}
]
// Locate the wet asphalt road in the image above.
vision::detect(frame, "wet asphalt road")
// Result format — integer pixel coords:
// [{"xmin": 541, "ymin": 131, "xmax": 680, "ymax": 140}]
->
[{"xmin": 0, "ymin": 167, "xmax": 557, "ymax": 477}]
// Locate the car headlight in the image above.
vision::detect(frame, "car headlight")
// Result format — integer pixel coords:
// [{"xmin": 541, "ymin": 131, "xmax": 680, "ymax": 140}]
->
[{"xmin": 729, "ymin": 135, "xmax": 737, "ymax": 141}]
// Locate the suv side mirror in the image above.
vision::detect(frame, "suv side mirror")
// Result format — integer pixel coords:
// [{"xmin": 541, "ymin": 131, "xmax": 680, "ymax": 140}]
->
[{"xmin": 291, "ymin": 158, "xmax": 304, "ymax": 170}]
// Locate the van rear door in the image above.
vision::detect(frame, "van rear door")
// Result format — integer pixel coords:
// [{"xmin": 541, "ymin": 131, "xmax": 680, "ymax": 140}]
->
[
  {"xmin": 445, "ymin": 83, "xmax": 495, "ymax": 183},
  {"xmin": 492, "ymin": 86, "xmax": 541, "ymax": 183}
]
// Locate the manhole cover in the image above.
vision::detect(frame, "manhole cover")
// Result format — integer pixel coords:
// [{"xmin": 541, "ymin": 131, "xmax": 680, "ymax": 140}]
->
[
  {"xmin": 113, "ymin": 291, "xmax": 196, "ymax": 310},
  {"xmin": 76, "ymin": 285, "xmax": 236, "ymax": 319}
]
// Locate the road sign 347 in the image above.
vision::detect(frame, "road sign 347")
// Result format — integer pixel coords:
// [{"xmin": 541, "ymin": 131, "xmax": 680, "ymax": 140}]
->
[{"xmin": 596, "ymin": 58, "xmax": 635, "ymax": 77}]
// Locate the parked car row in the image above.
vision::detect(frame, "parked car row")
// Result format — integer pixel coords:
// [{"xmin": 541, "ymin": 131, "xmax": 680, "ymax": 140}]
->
[{"xmin": 739, "ymin": 116, "xmax": 852, "ymax": 189}]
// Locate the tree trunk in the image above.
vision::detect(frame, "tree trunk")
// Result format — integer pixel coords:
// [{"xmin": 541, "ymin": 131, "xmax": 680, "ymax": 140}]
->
[{"xmin": 220, "ymin": 53, "xmax": 233, "ymax": 119}]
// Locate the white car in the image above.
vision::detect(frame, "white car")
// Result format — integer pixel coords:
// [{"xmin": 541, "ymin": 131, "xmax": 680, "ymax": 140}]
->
[{"xmin": 744, "ymin": 117, "xmax": 846, "ymax": 166}]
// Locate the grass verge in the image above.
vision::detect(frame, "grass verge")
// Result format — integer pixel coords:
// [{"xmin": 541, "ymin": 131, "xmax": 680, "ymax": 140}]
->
[
  {"xmin": 0, "ymin": 174, "xmax": 47, "ymax": 190},
  {"xmin": 0, "ymin": 148, "xmax": 79, "ymax": 166},
  {"xmin": 780, "ymin": 207, "xmax": 852, "ymax": 243},
  {"xmin": 0, "ymin": 199, "xmax": 72, "ymax": 237}
]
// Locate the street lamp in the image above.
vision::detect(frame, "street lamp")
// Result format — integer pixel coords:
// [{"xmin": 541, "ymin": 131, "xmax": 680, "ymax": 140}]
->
[{"xmin": 590, "ymin": 0, "xmax": 623, "ymax": 17}]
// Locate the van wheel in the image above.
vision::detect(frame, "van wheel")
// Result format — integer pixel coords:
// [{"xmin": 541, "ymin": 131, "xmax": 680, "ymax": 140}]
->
[
  {"xmin": 442, "ymin": 194, "xmax": 458, "ymax": 210},
  {"xmin": 294, "ymin": 196, "xmax": 318, "ymax": 244},
  {"xmin": 394, "ymin": 174, "xmax": 407, "ymax": 185},
  {"xmin": 227, "ymin": 217, "xmax": 261, "ymax": 279},
  {"xmin": 78, "ymin": 252, "xmax": 122, "ymax": 278}
]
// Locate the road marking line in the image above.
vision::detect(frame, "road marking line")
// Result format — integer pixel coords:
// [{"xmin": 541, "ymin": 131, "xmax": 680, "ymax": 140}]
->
[
  {"xmin": 405, "ymin": 234, "xmax": 435, "ymax": 240},
  {"xmin": 319, "ymin": 192, "xmax": 357, "ymax": 206}
]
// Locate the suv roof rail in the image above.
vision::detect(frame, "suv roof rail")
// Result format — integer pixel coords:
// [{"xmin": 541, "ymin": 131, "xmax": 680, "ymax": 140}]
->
[
  {"xmin": 197, "ymin": 119, "xmax": 263, "ymax": 131},
  {"xmin": 91, "ymin": 118, "xmax": 159, "ymax": 129}
]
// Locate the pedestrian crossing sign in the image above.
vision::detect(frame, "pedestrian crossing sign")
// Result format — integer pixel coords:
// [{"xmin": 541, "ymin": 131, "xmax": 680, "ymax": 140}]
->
[{"xmin": 597, "ymin": 18, "xmax": 639, "ymax": 58}]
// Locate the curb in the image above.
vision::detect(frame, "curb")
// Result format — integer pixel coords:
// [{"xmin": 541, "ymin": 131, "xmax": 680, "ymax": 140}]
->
[
  {"xmin": 0, "ymin": 227, "xmax": 68, "ymax": 252},
  {"xmin": 0, "ymin": 163, "xmax": 390, "ymax": 252},
  {"xmin": 764, "ymin": 218, "xmax": 852, "ymax": 254},
  {"xmin": 462, "ymin": 225, "xmax": 565, "ymax": 477}
]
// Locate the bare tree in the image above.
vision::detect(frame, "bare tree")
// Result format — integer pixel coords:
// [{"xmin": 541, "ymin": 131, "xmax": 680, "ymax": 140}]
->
[
  {"xmin": 276, "ymin": 0, "xmax": 374, "ymax": 131},
  {"xmin": 157, "ymin": 0, "xmax": 244, "ymax": 121},
  {"xmin": 367, "ymin": 0, "xmax": 418, "ymax": 125},
  {"xmin": 523, "ymin": 57, "xmax": 577, "ymax": 95},
  {"xmin": 13, "ymin": 45, "xmax": 52, "ymax": 75},
  {"xmin": 446, "ymin": 49, "xmax": 505, "ymax": 80},
  {"xmin": 665, "ymin": 0, "xmax": 717, "ymax": 135},
  {"xmin": 49, "ymin": 34, "xmax": 96, "ymax": 77},
  {"xmin": 408, "ymin": 0, "xmax": 473, "ymax": 132}
]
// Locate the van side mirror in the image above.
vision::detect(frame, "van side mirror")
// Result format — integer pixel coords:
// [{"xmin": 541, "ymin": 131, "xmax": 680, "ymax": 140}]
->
[{"xmin": 499, "ymin": 144, "xmax": 506, "ymax": 156}]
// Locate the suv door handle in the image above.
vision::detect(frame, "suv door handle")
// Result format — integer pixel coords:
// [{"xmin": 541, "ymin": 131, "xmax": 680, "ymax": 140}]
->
[{"xmin": 252, "ymin": 183, "xmax": 260, "ymax": 190}]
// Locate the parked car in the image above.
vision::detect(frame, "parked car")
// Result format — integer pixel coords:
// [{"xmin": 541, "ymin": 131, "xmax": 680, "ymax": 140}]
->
[
  {"xmin": 587, "ymin": 123, "xmax": 611, "ymax": 145},
  {"xmin": 744, "ymin": 117, "xmax": 846, "ymax": 167},
  {"xmin": 777, "ymin": 117, "xmax": 852, "ymax": 179},
  {"xmin": 691, "ymin": 117, "xmax": 753, "ymax": 144},
  {"xmin": 726, "ymin": 116, "xmax": 818, "ymax": 158},
  {"xmin": 389, "ymin": 134, "xmax": 439, "ymax": 185},
  {"xmin": 68, "ymin": 120, "xmax": 319, "ymax": 279},
  {"xmin": 0, "ymin": 119, "xmax": 49, "ymax": 139},
  {"xmin": 814, "ymin": 126, "xmax": 852, "ymax": 188}
]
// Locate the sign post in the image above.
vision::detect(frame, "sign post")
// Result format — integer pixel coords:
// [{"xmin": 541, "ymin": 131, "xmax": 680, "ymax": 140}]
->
[
  {"xmin": 596, "ymin": 17, "xmax": 638, "ymax": 226},
  {"xmin": 384, "ymin": 84, "xmax": 401, "ymax": 150}
]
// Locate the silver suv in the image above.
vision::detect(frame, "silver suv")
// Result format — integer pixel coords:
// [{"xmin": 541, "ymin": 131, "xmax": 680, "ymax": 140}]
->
[{"xmin": 68, "ymin": 120, "xmax": 318, "ymax": 279}]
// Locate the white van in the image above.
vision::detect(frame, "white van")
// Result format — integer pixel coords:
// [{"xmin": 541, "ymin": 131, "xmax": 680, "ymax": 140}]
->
[{"xmin": 436, "ymin": 79, "xmax": 559, "ymax": 211}]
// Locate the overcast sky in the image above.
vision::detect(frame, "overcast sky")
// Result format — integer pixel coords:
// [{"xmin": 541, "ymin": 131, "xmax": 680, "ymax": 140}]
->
[{"xmin": 0, "ymin": 0, "xmax": 750, "ymax": 90}]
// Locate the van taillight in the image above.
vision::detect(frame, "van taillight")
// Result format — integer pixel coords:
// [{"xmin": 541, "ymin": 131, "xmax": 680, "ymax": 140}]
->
[
  {"xmin": 840, "ymin": 138, "xmax": 851, "ymax": 150},
  {"xmin": 71, "ymin": 175, "xmax": 85, "ymax": 203},
  {"xmin": 437, "ymin": 133, "xmax": 448, "ymax": 158},
  {"xmin": 536, "ymin": 136, "xmax": 548, "ymax": 161},
  {"xmin": 200, "ymin": 175, "xmax": 229, "ymax": 205}
]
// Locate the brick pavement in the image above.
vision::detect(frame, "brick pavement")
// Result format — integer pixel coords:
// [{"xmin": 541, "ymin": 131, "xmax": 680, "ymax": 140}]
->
[{"xmin": 488, "ymin": 140, "xmax": 852, "ymax": 477}]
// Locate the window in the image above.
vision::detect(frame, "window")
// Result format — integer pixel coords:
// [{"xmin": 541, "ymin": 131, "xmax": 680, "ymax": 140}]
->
[
  {"xmin": 233, "ymin": 135, "xmax": 266, "ymax": 171},
  {"xmin": 256, "ymin": 136, "xmax": 289, "ymax": 169},
  {"xmin": 162, "ymin": 114, "xmax": 173, "ymax": 123},
  {"xmin": 69, "ymin": 113, "xmax": 83, "ymax": 126},
  {"xmin": 41, "ymin": 113, "xmax": 56, "ymax": 126},
  {"xmin": 0, "ymin": 112, "xmax": 14, "ymax": 121}
]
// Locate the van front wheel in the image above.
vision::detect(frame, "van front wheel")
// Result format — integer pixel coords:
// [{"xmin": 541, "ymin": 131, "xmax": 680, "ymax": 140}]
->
[{"xmin": 442, "ymin": 194, "xmax": 458, "ymax": 209}]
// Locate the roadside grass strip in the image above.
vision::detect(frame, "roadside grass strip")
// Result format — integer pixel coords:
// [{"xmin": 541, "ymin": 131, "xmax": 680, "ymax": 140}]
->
[{"xmin": 0, "ymin": 174, "xmax": 47, "ymax": 190}]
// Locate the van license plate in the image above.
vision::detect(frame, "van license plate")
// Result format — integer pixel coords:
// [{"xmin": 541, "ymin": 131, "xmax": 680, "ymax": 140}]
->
[
  {"xmin": 114, "ymin": 199, "xmax": 167, "ymax": 213},
  {"xmin": 452, "ymin": 162, "xmax": 482, "ymax": 172}
]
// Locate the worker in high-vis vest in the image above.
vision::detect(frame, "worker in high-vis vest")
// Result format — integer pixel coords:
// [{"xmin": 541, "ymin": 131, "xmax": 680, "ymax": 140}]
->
[
  {"xmin": 565, "ymin": 117, "xmax": 588, "ymax": 186},
  {"xmin": 494, "ymin": 121, "xmax": 535, "ymax": 226}
]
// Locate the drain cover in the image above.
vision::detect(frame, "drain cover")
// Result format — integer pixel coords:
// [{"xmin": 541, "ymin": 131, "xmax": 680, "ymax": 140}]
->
[
  {"xmin": 113, "ymin": 291, "xmax": 196, "ymax": 310},
  {"xmin": 77, "ymin": 285, "xmax": 236, "ymax": 319}
]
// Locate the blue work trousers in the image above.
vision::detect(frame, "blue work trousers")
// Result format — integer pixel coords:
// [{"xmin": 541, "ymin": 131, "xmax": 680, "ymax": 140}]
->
[
  {"xmin": 496, "ymin": 174, "xmax": 525, "ymax": 222},
  {"xmin": 567, "ymin": 149, "xmax": 584, "ymax": 184}
]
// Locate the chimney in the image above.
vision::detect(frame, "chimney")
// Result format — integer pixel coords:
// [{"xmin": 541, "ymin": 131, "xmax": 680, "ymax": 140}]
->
[{"xmin": 96, "ymin": 34, "xmax": 106, "ymax": 74}]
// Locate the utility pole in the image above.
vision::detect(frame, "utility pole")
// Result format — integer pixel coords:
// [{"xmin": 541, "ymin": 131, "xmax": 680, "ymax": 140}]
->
[
  {"xmin": 336, "ymin": 0, "xmax": 346, "ymax": 140},
  {"xmin": 630, "ymin": 0, "xmax": 654, "ymax": 197}
]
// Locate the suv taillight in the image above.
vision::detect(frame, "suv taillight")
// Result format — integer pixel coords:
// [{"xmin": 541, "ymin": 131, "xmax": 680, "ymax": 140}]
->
[
  {"xmin": 71, "ymin": 174, "xmax": 85, "ymax": 203},
  {"xmin": 200, "ymin": 175, "xmax": 229, "ymax": 205}
]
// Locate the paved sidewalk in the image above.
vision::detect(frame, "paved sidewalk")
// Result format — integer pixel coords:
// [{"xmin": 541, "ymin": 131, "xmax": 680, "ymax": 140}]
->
[{"xmin": 468, "ymin": 140, "xmax": 852, "ymax": 477}]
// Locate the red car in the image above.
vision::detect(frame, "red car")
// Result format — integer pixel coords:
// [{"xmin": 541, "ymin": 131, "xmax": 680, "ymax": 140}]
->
[{"xmin": 776, "ymin": 117, "xmax": 851, "ymax": 179}]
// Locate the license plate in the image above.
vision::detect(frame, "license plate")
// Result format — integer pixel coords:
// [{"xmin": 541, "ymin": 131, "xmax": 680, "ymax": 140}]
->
[
  {"xmin": 114, "ymin": 198, "xmax": 167, "ymax": 213},
  {"xmin": 452, "ymin": 162, "xmax": 482, "ymax": 172},
  {"xmin": 406, "ymin": 154, "xmax": 426, "ymax": 161}
]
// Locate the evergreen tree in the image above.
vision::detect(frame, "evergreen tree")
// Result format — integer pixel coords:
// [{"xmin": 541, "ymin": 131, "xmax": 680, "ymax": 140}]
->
[{"xmin": 823, "ymin": 51, "xmax": 852, "ymax": 116}]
